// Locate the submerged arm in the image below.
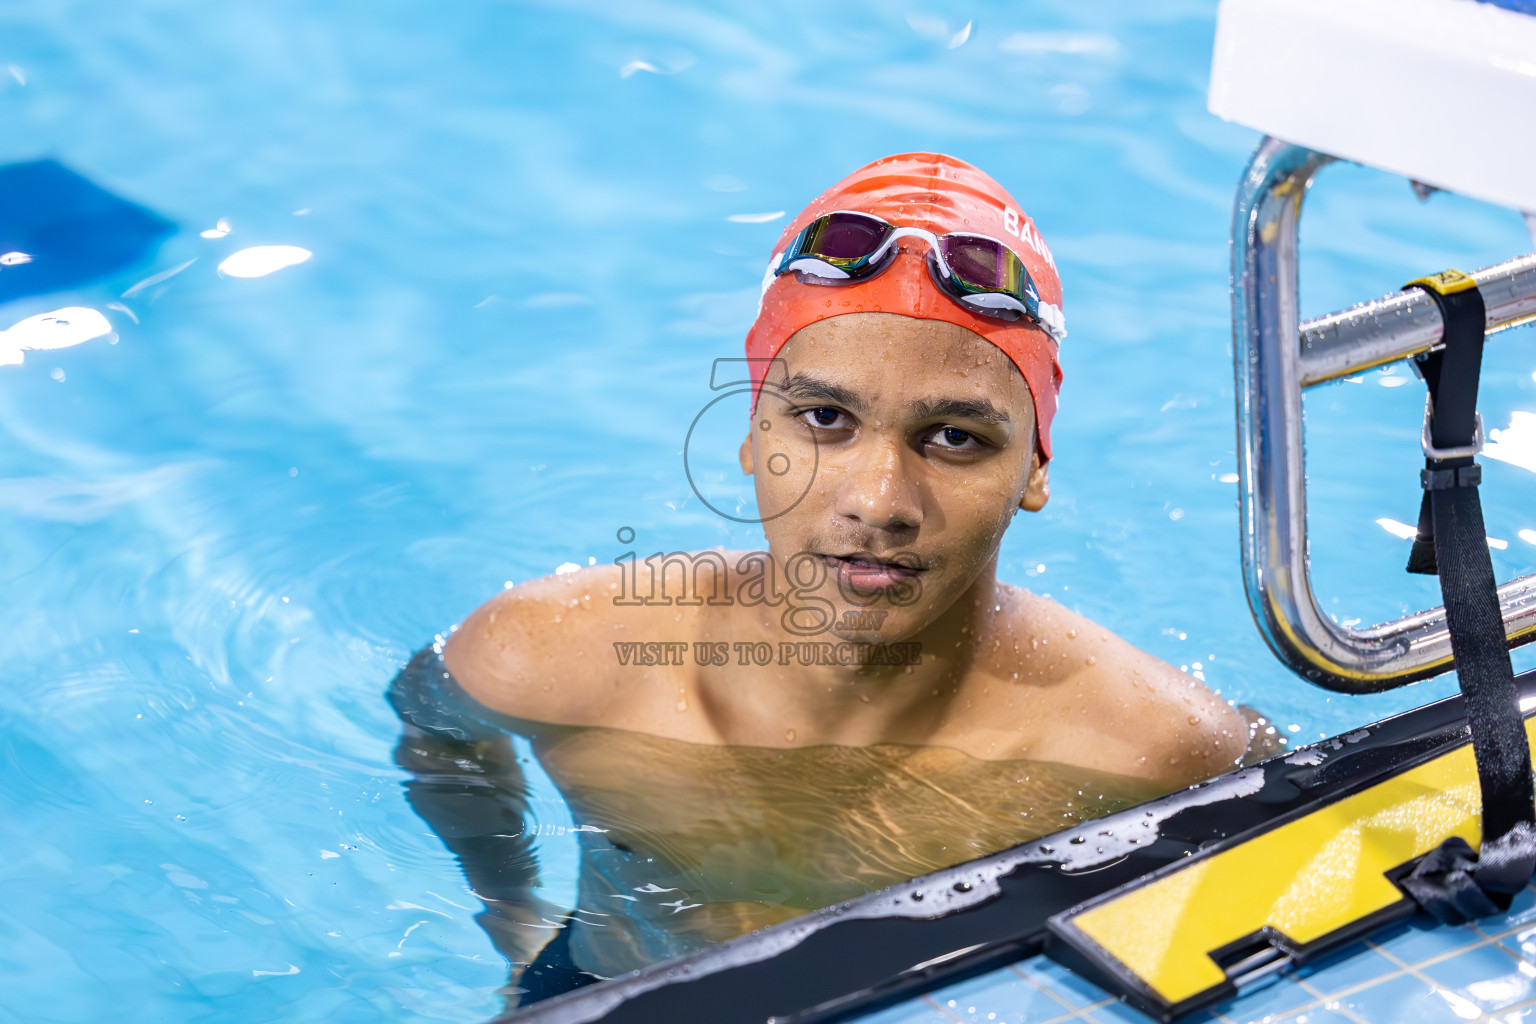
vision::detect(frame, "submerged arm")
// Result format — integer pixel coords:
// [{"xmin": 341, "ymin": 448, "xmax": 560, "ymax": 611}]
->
[{"xmin": 388, "ymin": 648, "xmax": 567, "ymax": 979}]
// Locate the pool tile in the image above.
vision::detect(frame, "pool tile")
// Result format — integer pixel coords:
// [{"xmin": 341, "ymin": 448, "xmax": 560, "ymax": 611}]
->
[
  {"xmin": 1083, "ymin": 1000, "xmax": 1219, "ymax": 1024},
  {"xmin": 929, "ymin": 965, "xmax": 1080, "ymax": 1023},
  {"xmin": 851, "ymin": 996, "xmax": 956, "ymax": 1024},
  {"xmin": 1326, "ymin": 971, "xmax": 1474, "ymax": 1023},
  {"xmin": 1011, "ymin": 957, "xmax": 1112, "ymax": 1009},
  {"xmin": 1371, "ymin": 919, "xmax": 1486, "ymax": 966},
  {"xmin": 1489, "ymin": 886, "xmax": 1536, "ymax": 930},
  {"xmin": 1246, "ymin": 1011, "xmax": 1357, "ymax": 1024},
  {"xmin": 1218, "ymin": 976, "xmax": 1316, "ymax": 1021},
  {"xmin": 1499, "ymin": 922, "xmax": 1536, "ymax": 965},
  {"xmin": 1418, "ymin": 945, "xmax": 1536, "ymax": 1013},
  {"xmin": 1082, "ymin": 998, "xmax": 1158, "ymax": 1023},
  {"xmin": 1291, "ymin": 947, "xmax": 1401, "ymax": 995}
]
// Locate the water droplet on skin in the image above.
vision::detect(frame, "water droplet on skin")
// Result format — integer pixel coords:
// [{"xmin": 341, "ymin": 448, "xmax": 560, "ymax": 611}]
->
[
  {"xmin": 784, "ymin": 728, "xmax": 796, "ymax": 742},
  {"xmin": 1188, "ymin": 715, "xmax": 1200, "ymax": 725},
  {"xmin": 676, "ymin": 699, "xmax": 688, "ymax": 712},
  {"xmin": 1067, "ymin": 629, "xmax": 1077, "ymax": 639},
  {"xmin": 1085, "ymin": 657, "xmax": 1096, "ymax": 666}
]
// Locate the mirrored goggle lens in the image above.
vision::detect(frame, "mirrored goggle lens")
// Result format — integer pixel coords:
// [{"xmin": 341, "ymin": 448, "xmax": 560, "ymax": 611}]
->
[
  {"xmin": 939, "ymin": 234, "xmax": 1024, "ymax": 292},
  {"xmin": 797, "ymin": 212, "xmax": 892, "ymax": 265}
]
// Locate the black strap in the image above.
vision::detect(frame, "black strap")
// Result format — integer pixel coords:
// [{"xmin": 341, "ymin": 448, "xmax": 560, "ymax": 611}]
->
[
  {"xmin": 1405, "ymin": 272, "xmax": 1486, "ymax": 575},
  {"xmin": 1397, "ymin": 272, "xmax": 1536, "ymax": 923}
]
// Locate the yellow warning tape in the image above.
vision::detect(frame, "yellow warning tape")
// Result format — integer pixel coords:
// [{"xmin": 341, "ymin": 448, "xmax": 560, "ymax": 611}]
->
[
  {"xmin": 1070, "ymin": 717, "xmax": 1536, "ymax": 1006},
  {"xmin": 1406, "ymin": 268, "xmax": 1478, "ymax": 296}
]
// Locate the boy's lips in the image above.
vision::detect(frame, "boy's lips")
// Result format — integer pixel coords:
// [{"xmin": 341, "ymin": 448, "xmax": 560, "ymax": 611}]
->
[{"xmin": 823, "ymin": 554, "xmax": 926, "ymax": 592}]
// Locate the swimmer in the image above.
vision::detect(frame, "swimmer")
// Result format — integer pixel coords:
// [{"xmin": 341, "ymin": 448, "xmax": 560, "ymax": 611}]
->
[
  {"xmin": 442, "ymin": 153, "xmax": 1256, "ymax": 776},
  {"xmin": 392, "ymin": 153, "xmax": 1275, "ymax": 995}
]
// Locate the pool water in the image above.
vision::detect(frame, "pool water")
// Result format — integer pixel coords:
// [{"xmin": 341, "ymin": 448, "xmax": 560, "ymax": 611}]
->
[{"xmin": 2, "ymin": 2, "xmax": 1534, "ymax": 1022}]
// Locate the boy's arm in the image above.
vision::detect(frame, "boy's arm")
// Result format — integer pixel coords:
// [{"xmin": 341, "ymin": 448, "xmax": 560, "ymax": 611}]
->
[
  {"xmin": 1084, "ymin": 638, "xmax": 1254, "ymax": 784},
  {"xmin": 388, "ymin": 648, "xmax": 568, "ymax": 973},
  {"xmin": 996, "ymin": 593, "xmax": 1253, "ymax": 783},
  {"xmin": 442, "ymin": 566, "xmax": 631, "ymax": 726}
]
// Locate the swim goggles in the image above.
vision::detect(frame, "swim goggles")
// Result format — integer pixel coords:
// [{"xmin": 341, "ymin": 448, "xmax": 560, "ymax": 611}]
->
[{"xmin": 771, "ymin": 210, "xmax": 1066, "ymax": 341}]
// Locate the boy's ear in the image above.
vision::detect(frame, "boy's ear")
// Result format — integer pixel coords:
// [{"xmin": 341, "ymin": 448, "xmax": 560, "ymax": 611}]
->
[
  {"xmin": 739, "ymin": 435, "xmax": 754, "ymax": 475},
  {"xmin": 1019, "ymin": 454, "xmax": 1049, "ymax": 512}
]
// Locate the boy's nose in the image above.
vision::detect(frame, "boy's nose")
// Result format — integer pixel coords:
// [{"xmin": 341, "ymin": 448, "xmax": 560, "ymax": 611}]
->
[{"xmin": 833, "ymin": 436, "xmax": 923, "ymax": 531}]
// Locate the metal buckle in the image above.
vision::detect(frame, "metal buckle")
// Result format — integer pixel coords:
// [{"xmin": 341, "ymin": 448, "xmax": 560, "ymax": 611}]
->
[{"xmin": 1421, "ymin": 394, "xmax": 1483, "ymax": 460}]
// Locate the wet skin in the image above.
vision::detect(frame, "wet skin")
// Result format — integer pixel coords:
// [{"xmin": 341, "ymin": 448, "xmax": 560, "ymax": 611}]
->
[
  {"xmin": 421, "ymin": 312, "xmax": 1262, "ymax": 984},
  {"xmin": 445, "ymin": 312, "xmax": 1250, "ymax": 778}
]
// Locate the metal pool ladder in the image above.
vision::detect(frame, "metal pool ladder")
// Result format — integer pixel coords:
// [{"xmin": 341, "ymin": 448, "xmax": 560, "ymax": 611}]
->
[{"xmin": 1234, "ymin": 137, "xmax": 1536, "ymax": 693}]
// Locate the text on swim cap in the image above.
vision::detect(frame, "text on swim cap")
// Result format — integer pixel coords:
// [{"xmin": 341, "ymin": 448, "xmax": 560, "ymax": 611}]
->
[{"xmin": 1002, "ymin": 207, "xmax": 1055, "ymax": 272}]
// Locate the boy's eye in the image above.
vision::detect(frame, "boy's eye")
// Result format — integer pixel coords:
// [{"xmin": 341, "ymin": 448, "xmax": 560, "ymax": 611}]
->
[
  {"xmin": 930, "ymin": 426, "xmax": 979, "ymax": 450},
  {"xmin": 801, "ymin": 407, "xmax": 847, "ymax": 429}
]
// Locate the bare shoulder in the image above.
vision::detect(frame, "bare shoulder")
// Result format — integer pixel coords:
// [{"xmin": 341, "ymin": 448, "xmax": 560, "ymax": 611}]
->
[
  {"xmin": 969, "ymin": 588, "xmax": 1249, "ymax": 783},
  {"xmin": 442, "ymin": 564, "xmax": 694, "ymax": 726}
]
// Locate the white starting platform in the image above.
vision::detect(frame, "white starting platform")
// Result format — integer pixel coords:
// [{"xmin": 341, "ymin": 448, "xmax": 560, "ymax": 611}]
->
[{"xmin": 1209, "ymin": 0, "xmax": 1536, "ymax": 219}]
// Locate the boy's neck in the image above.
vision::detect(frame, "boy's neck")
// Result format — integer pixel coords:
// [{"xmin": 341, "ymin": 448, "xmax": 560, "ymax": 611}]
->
[{"xmin": 698, "ymin": 562, "xmax": 1008, "ymax": 747}]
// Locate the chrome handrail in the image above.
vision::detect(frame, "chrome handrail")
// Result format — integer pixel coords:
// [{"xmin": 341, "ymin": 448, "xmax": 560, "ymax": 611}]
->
[
  {"xmin": 1300, "ymin": 255, "xmax": 1536, "ymax": 386},
  {"xmin": 1233, "ymin": 137, "xmax": 1536, "ymax": 693}
]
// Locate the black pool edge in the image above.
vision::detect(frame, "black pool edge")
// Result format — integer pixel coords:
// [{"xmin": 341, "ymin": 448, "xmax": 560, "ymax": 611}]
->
[{"xmin": 499, "ymin": 671, "xmax": 1515, "ymax": 1024}]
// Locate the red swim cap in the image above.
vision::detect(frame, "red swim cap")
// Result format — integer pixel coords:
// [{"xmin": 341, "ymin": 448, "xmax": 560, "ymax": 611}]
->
[{"xmin": 744, "ymin": 152, "xmax": 1064, "ymax": 461}]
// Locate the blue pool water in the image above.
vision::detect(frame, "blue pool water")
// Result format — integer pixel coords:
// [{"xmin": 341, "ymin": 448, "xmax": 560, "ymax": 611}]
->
[{"xmin": 3, "ymin": 2, "xmax": 1535, "ymax": 1022}]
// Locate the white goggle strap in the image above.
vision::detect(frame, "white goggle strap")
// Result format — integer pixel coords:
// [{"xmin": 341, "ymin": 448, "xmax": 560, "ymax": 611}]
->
[{"xmin": 758, "ymin": 250, "xmax": 785, "ymax": 310}]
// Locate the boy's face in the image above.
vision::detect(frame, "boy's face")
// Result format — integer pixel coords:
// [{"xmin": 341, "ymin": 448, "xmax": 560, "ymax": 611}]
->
[{"xmin": 740, "ymin": 312, "xmax": 1049, "ymax": 644}]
